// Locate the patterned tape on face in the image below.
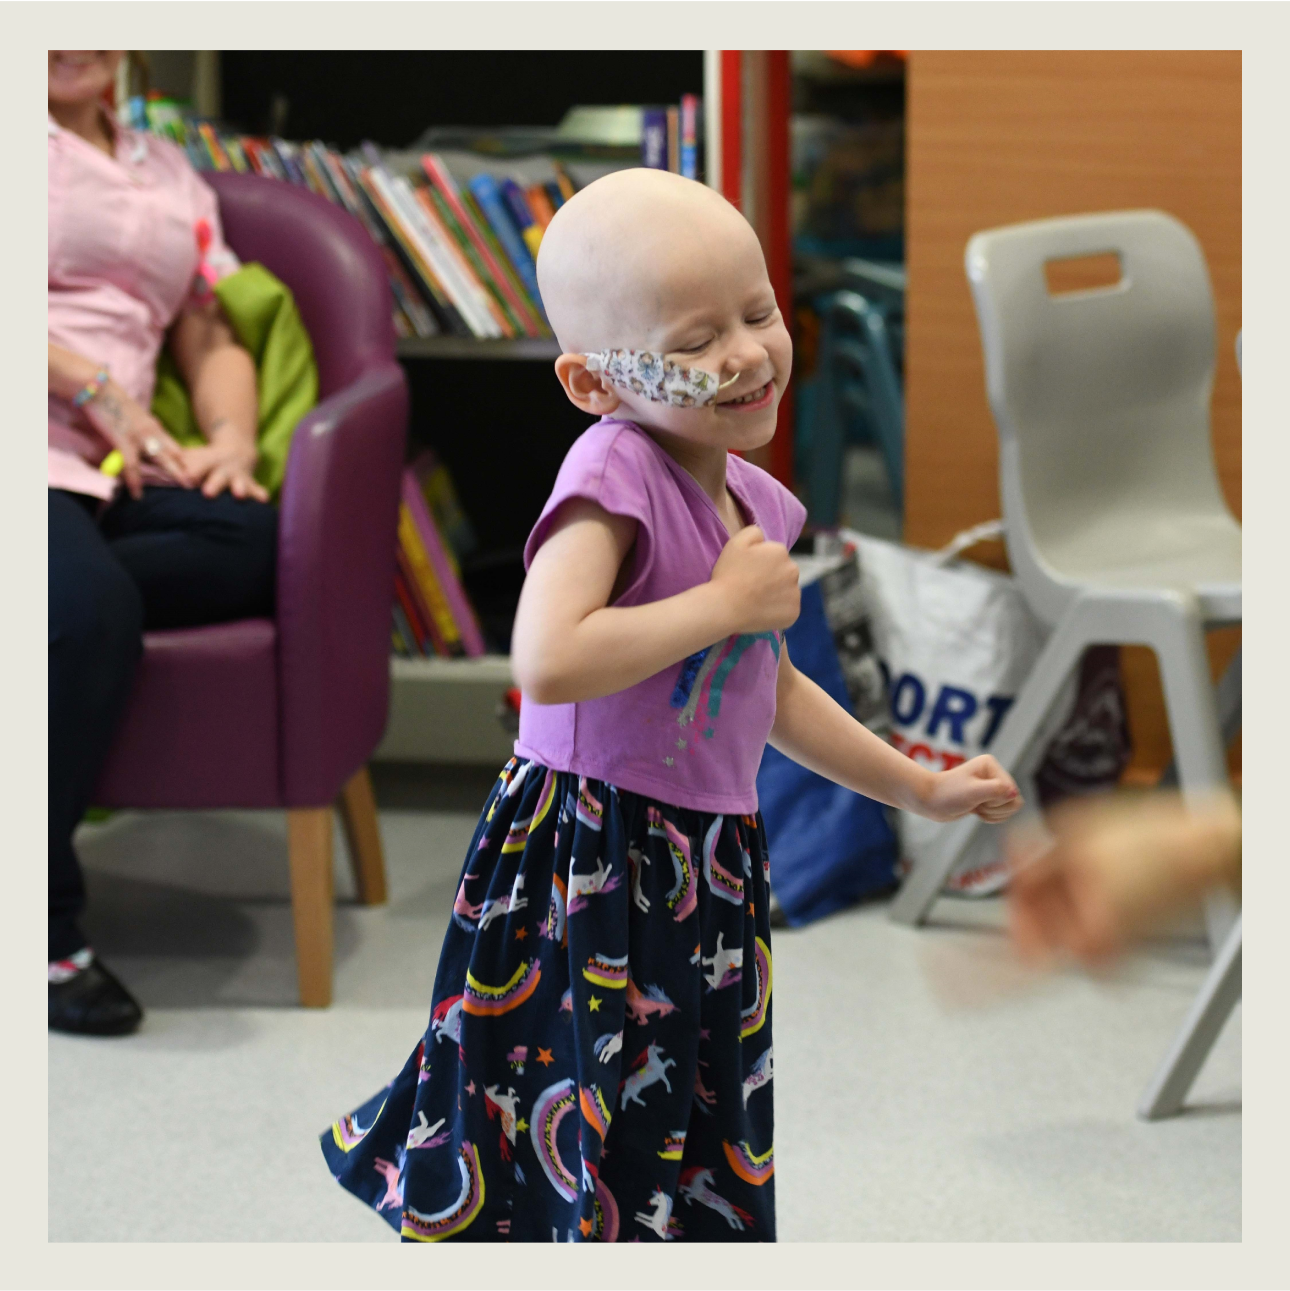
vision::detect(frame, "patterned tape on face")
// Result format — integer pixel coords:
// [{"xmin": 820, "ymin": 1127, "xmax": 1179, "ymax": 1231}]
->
[{"xmin": 585, "ymin": 349, "xmax": 736, "ymax": 408}]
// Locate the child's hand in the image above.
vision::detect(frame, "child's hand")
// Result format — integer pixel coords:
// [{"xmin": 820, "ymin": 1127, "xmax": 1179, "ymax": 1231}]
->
[
  {"xmin": 709, "ymin": 525, "xmax": 801, "ymax": 634},
  {"xmin": 922, "ymin": 754, "xmax": 1021, "ymax": 823}
]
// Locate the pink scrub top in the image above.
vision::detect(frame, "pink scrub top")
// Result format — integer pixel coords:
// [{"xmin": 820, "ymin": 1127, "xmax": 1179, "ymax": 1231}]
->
[
  {"xmin": 515, "ymin": 419, "xmax": 807, "ymax": 814},
  {"xmin": 47, "ymin": 112, "xmax": 240, "ymax": 498}
]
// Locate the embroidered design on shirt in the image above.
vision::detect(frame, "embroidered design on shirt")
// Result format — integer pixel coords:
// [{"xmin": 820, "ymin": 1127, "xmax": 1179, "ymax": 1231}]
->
[
  {"xmin": 584, "ymin": 349, "xmax": 734, "ymax": 408},
  {"xmin": 669, "ymin": 632, "xmax": 782, "ymax": 745}
]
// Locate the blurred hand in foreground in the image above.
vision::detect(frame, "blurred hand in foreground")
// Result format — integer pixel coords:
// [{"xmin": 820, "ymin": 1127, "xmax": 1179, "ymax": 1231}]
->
[{"xmin": 1006, "ymin": 790, "xmax": 1240, "ymax": 968}]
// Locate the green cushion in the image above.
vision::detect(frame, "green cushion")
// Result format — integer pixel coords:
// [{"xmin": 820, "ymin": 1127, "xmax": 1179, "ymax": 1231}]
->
[{"xmin": 149, "ymin": 263, "xmax": 319, "ymax": 500}]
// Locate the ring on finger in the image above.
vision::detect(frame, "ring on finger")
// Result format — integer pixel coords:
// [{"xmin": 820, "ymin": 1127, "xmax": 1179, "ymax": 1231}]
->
[{"xmin": 143, "ymin": 436, "xmax": 162, "ymax": 459}]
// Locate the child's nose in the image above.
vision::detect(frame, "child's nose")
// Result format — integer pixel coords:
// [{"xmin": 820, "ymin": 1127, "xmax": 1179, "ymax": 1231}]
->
[{"xmin": 720, "ymin": 330, "xmax": 771, "ymax": 379}]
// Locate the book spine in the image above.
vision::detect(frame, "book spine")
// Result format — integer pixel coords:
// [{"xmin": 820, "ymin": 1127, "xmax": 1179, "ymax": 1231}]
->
[
  {"xmin": 358, "ymin": 167, "xmax": 472, "ymax": 336},
  {"xmin": 423, "ymin": 185, "xmax": 527, "ymax": 338},
  {"xmin": 422, "ymin": 154, "xmax": 545, "ymax": 336},
  {"xmin": 525, "ymin": 183, "xmax": 557, "ymax": 230},
  {"xmin": 666, "ymin": 106, "xmax": 680, "ymax": 174},
  {"xmin": 402, "ymin": 471, "xmax": 486, "ymax": 657},
  {"xmin": 467, "ymin": 173, "xmax": 544, "ymax": 311},
  {"xmin": 551, "ymin": 161, "xmax": 576, "ymax": 202},
  {"xmin": 183, "ymin": 124, "xmax": 212, "ymax": 171},
  {"xmin": 412, "ymin": 186, "xmax": 516, "ymax": 338},
  {"xmin": 499, "ymin": 179, "xmax": 544, "ymax": 260},
  {"xmin": 411, "ymin": 448, "xmax": 479, "ymax": 562},
  {"xmin": 393, "ymin": 561, "xmax": 437, "ymax": 656},
  {"xmin": 391, "ymin": 602, "xmax": 415, "ymax": 657},
  {"xmin": 543, "ymin": 180, "xmax": 565, "ymax": 212},
  {"xmin": 460, "ymin": 189, "xmax": 549, "ymax": 333},
  {"xmin": 240, "ymin": 138, "xmax": 269, "ymax": 176},
  {"xmin": 398, "ymin": 500, "xmax": 465, "ymax": 656},
  {"xmin": 383, "ymin": 170, "xmax": 500, "ymax": 338},
  {"xmin": 641, "ymin": 107, "xmax": 668, "ymax": 169},
  {"xmin": 270, "ymin": 137, "xmax": 309, "ymax": 187},
  {"xmin": 303, "ymin": 142, "xmax": 343, "ymax": 204},
  {"xmin": 223, "ymin": 135, "xmax": 251, "ymax": 173},
  {"xmin": 198, "ymin": 122, "xmax": 232, "ymax": 170},
  {"xmin": 251, "ymin": 138, "xmax": 287, "ymax": 180},
  {"xmin": 680, "ymin": 94, "xmax": 700, "ymax": 181},
  {"xmin": 334, "ymin": 157, "xmax": 438, "ymax": 337}
]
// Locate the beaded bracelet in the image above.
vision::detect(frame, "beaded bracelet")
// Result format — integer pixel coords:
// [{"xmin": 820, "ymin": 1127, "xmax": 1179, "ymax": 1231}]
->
[{"xmin": 72, "ymin": 366, "xmax": 110, "ymax": 409}]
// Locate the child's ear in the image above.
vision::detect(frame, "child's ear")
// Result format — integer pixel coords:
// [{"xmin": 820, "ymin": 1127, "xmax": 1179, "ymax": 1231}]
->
[{"xmin": 554, "ymin": 354, "xmax": 621, "ymax": 415}]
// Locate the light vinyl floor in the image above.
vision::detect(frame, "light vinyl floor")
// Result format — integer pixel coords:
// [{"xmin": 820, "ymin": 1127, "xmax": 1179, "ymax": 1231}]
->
[{"xmin": 49, "ymin": 766, "xmax": 1239, "ymax": 1243}]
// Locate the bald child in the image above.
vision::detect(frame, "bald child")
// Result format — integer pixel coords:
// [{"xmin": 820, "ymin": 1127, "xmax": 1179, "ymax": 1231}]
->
[{"xmin": 322, "ymin": 169, "xmax": 1021, "ymax": 1243}]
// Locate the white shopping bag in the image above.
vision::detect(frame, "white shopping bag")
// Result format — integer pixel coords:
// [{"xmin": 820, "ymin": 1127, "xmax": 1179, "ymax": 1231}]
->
[{"xmin": 837, "ymin": 525, "xmax": 1073, "ymax": 895}]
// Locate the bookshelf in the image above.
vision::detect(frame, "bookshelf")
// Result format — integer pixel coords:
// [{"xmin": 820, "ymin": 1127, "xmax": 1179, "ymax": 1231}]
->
[
  {"xmin": 132, "ymin": 52, "xmax": 787, "ymax": 764},
  {"xmin": 204, "ymin": 52, "xmax": 715, "ymax": 763},
  {"xmin": 377, "ymin": 655, "xmax": 516, "ymax": 765},
  {"xmin": 395, "ymin": 337, "xmax": 561, "ymax": 362}
]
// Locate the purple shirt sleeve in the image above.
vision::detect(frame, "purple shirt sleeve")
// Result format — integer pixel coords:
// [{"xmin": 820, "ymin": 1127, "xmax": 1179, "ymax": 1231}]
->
[{"xmin": 523, "ymin": 423, "xmax": 657, "ymax": 570}]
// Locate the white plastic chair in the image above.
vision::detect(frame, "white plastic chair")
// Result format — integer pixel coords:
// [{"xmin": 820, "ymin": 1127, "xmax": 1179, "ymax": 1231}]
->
[{"xmin": 891, "ymin": 211, "xmax": 1241, "ymax": 951}]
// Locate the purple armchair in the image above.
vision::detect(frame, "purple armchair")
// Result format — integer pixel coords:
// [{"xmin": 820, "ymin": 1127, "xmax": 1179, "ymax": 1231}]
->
[{"xmin": 93, "ymin": 172, "xmax": 409, "ymax": 1007}]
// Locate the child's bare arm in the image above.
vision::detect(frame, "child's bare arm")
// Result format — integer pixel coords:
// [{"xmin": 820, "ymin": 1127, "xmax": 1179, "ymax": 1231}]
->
[
  {"xmin": 511, "ymin": 499, "xmax": 800, "ymax": 704},
  {"xmin": 768, "ymin": 649, "xmax": 1022, "ymax": 822}
]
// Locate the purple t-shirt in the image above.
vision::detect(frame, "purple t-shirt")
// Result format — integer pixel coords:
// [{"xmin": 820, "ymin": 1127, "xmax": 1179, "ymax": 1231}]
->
[{"xmin": 515, "ymin": 418, "xmax": 807, "ymax": 814}]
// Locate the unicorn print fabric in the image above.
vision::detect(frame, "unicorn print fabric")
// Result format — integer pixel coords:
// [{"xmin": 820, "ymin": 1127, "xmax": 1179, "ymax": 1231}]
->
[
  {"xmin": 321, "ymin": 760, "xmax": 777, "ymax": 1241},
  {"xmin": 516, "ymin": 418, "xmax": 807, "ymax": 815}
]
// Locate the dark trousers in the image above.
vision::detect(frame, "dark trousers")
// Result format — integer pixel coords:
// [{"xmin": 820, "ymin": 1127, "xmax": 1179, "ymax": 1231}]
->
[{"xmin": 48, "ymin": 487, "xmax": 278, "ymax": 960}]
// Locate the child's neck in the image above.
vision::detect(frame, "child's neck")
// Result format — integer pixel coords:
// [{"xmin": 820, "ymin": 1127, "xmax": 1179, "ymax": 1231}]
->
[{"xmin": 639, "ymin": 424, "xmax": 745, "ymax": 536}]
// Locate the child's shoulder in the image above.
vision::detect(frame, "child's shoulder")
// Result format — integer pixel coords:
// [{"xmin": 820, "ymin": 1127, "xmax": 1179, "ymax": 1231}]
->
[
  {"xmin": 525, "ymin": 420, "xmax": 658, "ymax": 568},
  {"xmin": 560, "ymin": 417, "xmax": 657, "ymax": 476}
]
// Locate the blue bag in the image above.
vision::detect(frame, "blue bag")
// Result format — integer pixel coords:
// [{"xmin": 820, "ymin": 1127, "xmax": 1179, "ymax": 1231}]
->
[{"xmin": 756, "ymin": 580, "xmax": 898, "ymax": 926}]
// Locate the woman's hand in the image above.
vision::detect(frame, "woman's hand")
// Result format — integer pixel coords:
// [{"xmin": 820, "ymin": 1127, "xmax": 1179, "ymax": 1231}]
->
[
  {"xmin": 83, "ymin": 379, "xmax": 193, "ymax": 499},
  {"xmin": 177, "ymin": 423, "xmax": 268, "ymax": 501},
  {"xmin": 1006, "ymin": 790, "xmax": 1241, "ymax": 966},
  {"xmin": 920, "ymin": 754, "xmax": 1022, "ymax": 823}
]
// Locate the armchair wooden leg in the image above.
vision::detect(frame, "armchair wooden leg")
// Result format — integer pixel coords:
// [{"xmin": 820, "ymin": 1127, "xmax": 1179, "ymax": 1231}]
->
[
  {"xmin": 338, "ymin": 766, "xmax": 388, "ymax": 906},
  {"xmin": 287, "ymin": 806, "xmax": 334, "ymax": 1008}
]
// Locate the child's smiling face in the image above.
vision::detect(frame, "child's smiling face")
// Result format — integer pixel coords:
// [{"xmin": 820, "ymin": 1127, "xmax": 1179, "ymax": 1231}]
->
[{"xmin": 539, "ymin": 169, "xmax": 793, "ymax": 456}]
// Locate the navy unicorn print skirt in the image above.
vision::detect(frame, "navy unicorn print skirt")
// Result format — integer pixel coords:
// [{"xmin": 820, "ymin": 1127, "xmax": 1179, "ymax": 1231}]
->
[{"xmin": 320, "ymin": 758, "xmax": 776, "ymax": 1242}]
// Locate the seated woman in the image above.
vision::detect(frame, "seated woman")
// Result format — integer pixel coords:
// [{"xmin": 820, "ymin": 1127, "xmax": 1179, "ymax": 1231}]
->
[{"xmin": 48, "ymin": 51, "xmax": 278, "ymax": 1036}]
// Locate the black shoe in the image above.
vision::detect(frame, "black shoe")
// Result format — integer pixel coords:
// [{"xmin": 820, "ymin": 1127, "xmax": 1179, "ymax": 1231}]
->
[{"xmin": 49, "ymin": 958, "xmax": 143, "ymax": 1036}]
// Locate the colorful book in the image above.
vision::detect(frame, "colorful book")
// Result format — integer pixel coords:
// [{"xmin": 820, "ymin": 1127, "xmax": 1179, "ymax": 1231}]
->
[
  {"xmin": 666, "ymin": 106, "xmax": 680, "ymax": 175},
  {"xmin": 552, "ymin": 161, "xmax": 577, "ymax": 203},
  {"xmin": 401, "ymin": 470, "xmax": 486, "ymax": 657},
  {"xmin": 499, "ymin": 178, "xmax": 543, "ymax": 260},
  {"xmin": 641, "ymin": 107, "xmax": 667, "ymax": 169},
  {"xmin": 466, "ymin": 172, "xmax": 544, "ymax": 313},
  {"xmin": 391, "ymin": 603, "xmax": 415, "ymax": 658},
  {"xmin": 460, "ymin": 187, "xmax": 548, "ymax": 334},
  {"xmin": 525, "ymin": 183, "xmax": 557, "ymax": 230},
  {"xmin": 269, "ymin": 137, "xmax": 308, "ymax": 186},
  {"xmin": 398, "ymin": 500, "xmax": 465, "ymax": 657},
  {"xmin": 223, "ymin": 135, "xmax": 251, "ymax": 173},
  {"xmin": 197, "ymin": 122, "xmax": 232, "ymax": 170},
  {"xmin": 422, "ymin": 184, "xmax": 528, "ymax": 337},
  {"xmin": 321, "ymin": 152, "xmax": 436, "ymax": 339},
  {"xmin": 393, "ymin": 560, "xmax": 438, "ymax": 656},
  {"xmin": 410, "ymin": 448, "xmax": 479, "ymax": 563},
  {"xmin": 421, "ymin": 153, "xmax": 547, "ymax": 337},
  {"xmin": 412, "ymin": 186, "xmax": 516, "ymax": 338},
  {"xmin": 680, "ymin": 94, "xmax": 700, "ymax": 181},
  {"xmin": 544, "ymin": 180, "xmax": 565, "ymax": 212},
  {"xmin": 373, "ymin": 162, "xmax": 501, "ymax": 338},
  {"xmin": 356, "ymin": 165, "xmax": 472, "ymax": 337}
]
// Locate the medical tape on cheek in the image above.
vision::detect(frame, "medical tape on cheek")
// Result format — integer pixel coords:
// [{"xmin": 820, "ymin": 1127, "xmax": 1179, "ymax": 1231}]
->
[{"xmin": 584, "ymin": 349, "xmax": 740, "ymax": 408}]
